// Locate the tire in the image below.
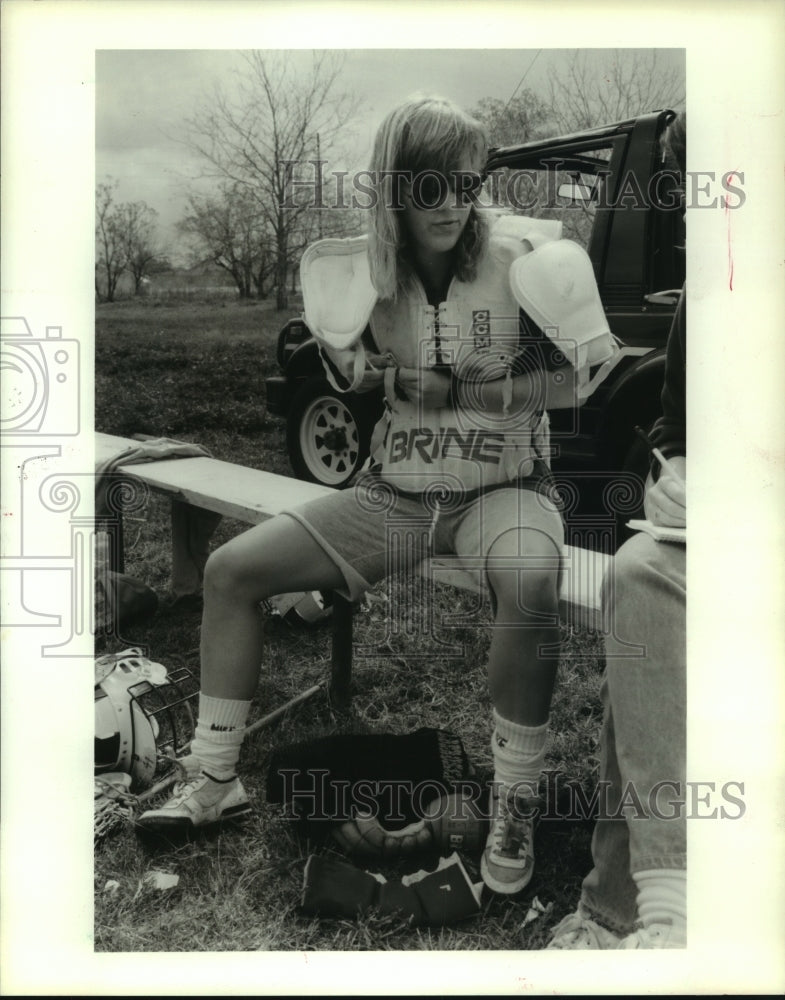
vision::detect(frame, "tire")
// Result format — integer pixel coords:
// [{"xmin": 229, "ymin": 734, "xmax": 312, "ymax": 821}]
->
[{"xmin": 286, "ymin": 376, "xmax": 380, "ymax": 488}]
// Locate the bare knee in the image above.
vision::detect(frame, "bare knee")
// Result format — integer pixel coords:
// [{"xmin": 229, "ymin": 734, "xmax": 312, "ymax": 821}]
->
[
  {"xmin": 204, "ymin": 539, "xmax": 267, "ymax": 603},
  {"xmin": 486, "ymin": 529, "xmax": 561, "ymax": 621},
  {"xmin": 489, "ymin": 563, "xmax": 559, "ymax": 621}
]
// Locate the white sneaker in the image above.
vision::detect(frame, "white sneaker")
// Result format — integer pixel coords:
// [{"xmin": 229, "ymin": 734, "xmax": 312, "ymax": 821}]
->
[
  {"xmin": 619, "ymin": 920, "xmax": 686, "ymax": 949},
  {"xmin": 547, "ymin": 903, "xmax": 625, "ymax": 950},
  {"xmin": 137, "ymin": 771, "xmax": 250, "ymax": 832},
  {"xmin": 480, "ymin": 789, "xmax": 537, "ymax": 895}
]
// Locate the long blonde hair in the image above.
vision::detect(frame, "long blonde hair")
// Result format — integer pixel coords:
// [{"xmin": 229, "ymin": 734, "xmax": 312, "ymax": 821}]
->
[{"xmin": 367, "ymin": 95, "xmax": 489, "ymax": 299}]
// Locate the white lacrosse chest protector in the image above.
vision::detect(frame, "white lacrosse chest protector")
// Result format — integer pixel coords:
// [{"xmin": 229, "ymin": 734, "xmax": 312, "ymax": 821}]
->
[{"xmin": 366, "ymin": 233, "xmax": 552, "ymax": 493}]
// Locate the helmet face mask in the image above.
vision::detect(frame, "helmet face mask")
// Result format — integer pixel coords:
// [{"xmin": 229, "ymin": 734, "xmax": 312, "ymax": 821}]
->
[{"xmin": 94, "ymin": 650, "xmax": 198, "ymax": 789}]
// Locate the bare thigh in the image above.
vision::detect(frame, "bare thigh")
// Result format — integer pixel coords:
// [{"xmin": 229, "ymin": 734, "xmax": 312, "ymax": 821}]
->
[{"xmin": 206, "ymin": 512, "xmax": 349, "ymax": 601}]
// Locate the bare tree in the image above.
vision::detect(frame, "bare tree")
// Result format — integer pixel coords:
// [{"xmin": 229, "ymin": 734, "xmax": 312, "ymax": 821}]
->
[
  {"xmin": 118, "ymin": 202, "xmax": 162, "ymax": 295},
  {"xmin": 96, "ymin": 181, "xmax": 163, "ymax": 300},
  {"xmin": 284, "ymin": 189, "xmax": 365, "ymax": 297},
  {"xmin": 95, "ymin": 181, "xmax": 126, "ymax": 302},
  {"xmin": 470, "ymin": 90, "xmax": 557, "ymax": 228},
  {"xmin": 470, "ymin": 91, "xmax": 552, "ymax": 148},
  {"xmin": 179, "ymin": 183, "xmax": 274, "ymax": 298},
  {"xmin": 180, "ymin": 51, "xmax": 360, "ymax": 310},
  {"xmin": 547, "ymin": 50, "xmax": 685, "ymax": 134}
]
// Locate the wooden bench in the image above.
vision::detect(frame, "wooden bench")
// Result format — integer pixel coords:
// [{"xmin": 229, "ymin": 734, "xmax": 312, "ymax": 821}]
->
[{"xmin": 96, "ymin": 432, "xmax": 611, "ymax": 708}]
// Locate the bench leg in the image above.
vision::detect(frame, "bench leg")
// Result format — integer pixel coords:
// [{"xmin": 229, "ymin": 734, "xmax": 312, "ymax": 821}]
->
[
  {"xmin": 329, "ymin": 592, "xmax": 353, "ymax": 710},
  {"xmin": 96, "ymin": 511, "xmax": 125, "ymax": 575}
]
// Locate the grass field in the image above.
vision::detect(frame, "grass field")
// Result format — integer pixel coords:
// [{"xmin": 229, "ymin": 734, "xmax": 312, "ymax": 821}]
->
[{"xmin": 94, "ymin": 297, "xmax": 606, "ymax": 953}]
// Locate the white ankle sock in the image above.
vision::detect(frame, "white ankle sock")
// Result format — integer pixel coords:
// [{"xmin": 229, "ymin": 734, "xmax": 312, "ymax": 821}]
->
[
  {"xmin": 491, "ymin": 709, "xmax": 548, "ymax": 797},
  {"xmin": 198, "ymin": 693, "xmax": 252, "ymax": 732},
  {"xmin": 190, "ymin": 694, "xmax": 251, "ymax": 779},
  {"xmin": 633, "ymin": 869, "xmax": 687, "ymax": 944}
]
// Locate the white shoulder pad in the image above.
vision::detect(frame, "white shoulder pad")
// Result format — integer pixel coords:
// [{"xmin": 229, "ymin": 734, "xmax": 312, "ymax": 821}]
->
[
  {"xmin": 301, "ymin": 236, "xmax": 378, "ymax": 351},
  {"xmin": 509, "ymin": 239, "xmax": 617, "ymax": 370},
  {"xmin": 487, "ymin": 213, "xmax": 563, "ymax": 268},
  {"xmin": 491, "ymin": 212, "xmax": 563, "ymax": 246}
]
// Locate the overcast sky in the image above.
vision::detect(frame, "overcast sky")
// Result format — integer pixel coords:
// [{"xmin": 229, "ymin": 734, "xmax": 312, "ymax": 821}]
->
[{"xmin": 96, "ymin": 48, "xmax": 685, "ymax": 264}]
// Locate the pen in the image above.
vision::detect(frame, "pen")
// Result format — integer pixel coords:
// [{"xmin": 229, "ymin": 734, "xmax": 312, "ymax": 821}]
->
[{"xmin": 634, "ymin": 425, "xmax": 685, "ymax": 484}]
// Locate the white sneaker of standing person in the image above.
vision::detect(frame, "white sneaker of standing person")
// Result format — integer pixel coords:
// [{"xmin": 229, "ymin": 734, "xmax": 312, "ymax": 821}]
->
[
  {"xmin": 546, "ymin": 902, "xmax": 625, "ymax": 950},
  {"xmin": 618, "ymin": 919, "xmax": 686, "ymax": 949}
]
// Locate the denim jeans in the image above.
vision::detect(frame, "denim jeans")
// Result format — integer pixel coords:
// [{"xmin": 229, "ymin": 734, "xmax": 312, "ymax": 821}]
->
[{"xmin": 580, "ymin": 531, "xmax": 687, "ymax": 935}]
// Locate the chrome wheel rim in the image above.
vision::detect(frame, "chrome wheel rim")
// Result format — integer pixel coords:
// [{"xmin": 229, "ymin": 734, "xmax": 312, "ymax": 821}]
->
[{"xmin": 299, "ymin": 395, "xmax": 360, "ymax": 485}]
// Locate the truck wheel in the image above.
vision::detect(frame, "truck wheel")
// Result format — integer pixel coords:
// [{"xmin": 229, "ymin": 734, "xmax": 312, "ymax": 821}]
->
[{"xmin": 287, "ymin": 376, "xmax": 377, "ymax": 488}]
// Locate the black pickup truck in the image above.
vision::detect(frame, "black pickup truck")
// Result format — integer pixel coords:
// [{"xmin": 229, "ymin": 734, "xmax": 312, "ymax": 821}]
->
[{"xmin": 265, "ymin": 110, "xmax": 684, "ymax": 521}]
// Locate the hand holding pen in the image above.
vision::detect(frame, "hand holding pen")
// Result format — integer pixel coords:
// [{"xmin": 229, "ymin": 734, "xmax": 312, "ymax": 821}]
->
[{"xmin": 636, "ymin": 425, "xmax": 686, "ymax": 527}]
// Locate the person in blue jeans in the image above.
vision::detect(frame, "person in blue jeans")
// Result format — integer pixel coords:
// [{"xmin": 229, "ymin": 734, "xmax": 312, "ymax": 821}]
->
[{"xmin": 548, "ymin": 112, "xmax": 687, "ymax": 950}]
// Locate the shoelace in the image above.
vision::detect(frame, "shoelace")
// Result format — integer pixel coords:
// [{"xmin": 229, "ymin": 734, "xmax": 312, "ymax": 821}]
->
[
  {"xmin": 620, "ymin": 923, "xmax": 678, "ymax": 949},
  {"xmin": 167, "ymin": 775, "xmax": 207, "ymax": 805},
  {"xmin": 167, "ymin": 754, "xmax": 202, "ymax": 792},
  {"xmin": 491, "ymin": 797, "xmax": 534, "ymax": 855}
]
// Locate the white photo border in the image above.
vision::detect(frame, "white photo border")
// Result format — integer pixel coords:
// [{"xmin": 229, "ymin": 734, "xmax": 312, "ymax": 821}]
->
[{"xmin": 1, "ymin": 0, "xmax": 784, "ymax": 994}]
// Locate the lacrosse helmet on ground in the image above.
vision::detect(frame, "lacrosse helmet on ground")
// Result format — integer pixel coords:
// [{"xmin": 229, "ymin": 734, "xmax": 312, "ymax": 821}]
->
[{"xmin": 94, "ymin": 648, "xmax": 197, "ymax": 790}]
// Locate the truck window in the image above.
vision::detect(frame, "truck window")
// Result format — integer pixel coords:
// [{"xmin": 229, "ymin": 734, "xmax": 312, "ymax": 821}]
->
[
  {"xmin": 650, "ymin": 174, "xmax": 686, "ymax": 292},
  {"xmin": 484, "ymin": 146, "xmax": 613, "ymax": 252}
]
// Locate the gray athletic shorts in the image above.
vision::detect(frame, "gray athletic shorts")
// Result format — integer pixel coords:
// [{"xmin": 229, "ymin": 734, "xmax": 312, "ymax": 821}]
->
[{"xmin": 282, "ymin": 473, "xmax": 564, "ymax": 605}]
